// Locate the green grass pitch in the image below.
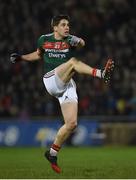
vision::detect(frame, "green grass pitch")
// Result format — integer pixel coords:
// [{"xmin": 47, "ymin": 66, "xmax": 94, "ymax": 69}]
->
[{"xmin": 0, "ymin": 146, "xmax": 136, "ymax": 179}]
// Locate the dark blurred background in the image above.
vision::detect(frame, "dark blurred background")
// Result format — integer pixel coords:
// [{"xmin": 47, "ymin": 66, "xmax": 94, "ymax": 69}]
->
[{"xmin": 0, "ymin": 0, "xmax": 136, "ymax": 119}]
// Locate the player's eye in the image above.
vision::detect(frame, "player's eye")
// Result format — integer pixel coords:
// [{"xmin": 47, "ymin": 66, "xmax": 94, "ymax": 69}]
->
[
  {"xmin": 62, "ymin": 23, "xmax": 66, "ymax": 26},
  {"xmin": 61, "ymin": 23, "xmax": 69, "ymax": 28}
]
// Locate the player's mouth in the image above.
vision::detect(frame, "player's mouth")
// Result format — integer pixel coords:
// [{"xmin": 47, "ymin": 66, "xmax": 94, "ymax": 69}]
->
[{"xmin": 64, "ymin": 31, "xmax": 69, "ymax": 35}]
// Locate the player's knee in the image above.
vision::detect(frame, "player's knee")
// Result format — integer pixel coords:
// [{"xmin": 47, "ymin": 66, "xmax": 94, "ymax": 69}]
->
[
  {"xmin": 69, "ymin": 57, "xmax": 79, "ymax": 69},
  {"xmin": 67, "ymin": 120, "xmax": 77, "ymax": 131}
]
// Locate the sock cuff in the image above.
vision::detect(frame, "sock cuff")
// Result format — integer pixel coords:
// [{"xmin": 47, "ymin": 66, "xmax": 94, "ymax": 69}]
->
[
  {"xmin": 92, "ymin": 68, "xmax": 97, "ymax": 77},
  {"xmin": 51, "ymin": 144, "xmax": 61, "ymax": 151},
  {"xmin": 92, "ymin": 68, "xmax": 101, "ymax": 78}
]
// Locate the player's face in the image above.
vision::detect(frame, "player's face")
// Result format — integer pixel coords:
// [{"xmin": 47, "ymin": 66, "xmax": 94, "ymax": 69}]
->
[{"xmin": 55, "ymin": 19, "xmax": 70, "ymax": 38}]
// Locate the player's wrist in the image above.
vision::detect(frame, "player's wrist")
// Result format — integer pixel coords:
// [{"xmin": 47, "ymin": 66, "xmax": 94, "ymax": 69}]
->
[{"xmin": 10, "ymin": 53, "xmax": 21, "ymax": 63}]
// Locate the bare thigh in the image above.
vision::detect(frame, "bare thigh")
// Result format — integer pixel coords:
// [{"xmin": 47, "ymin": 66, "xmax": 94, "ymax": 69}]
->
[{"xmin": 56, "ymin": 59, "xmax": 75, "ymax": 83}]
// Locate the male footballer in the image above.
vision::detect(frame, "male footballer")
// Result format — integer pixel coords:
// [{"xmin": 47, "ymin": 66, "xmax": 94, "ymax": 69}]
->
[{"xmin": 10, "ymin": 14, "xmax": 114, "ymax": 173}]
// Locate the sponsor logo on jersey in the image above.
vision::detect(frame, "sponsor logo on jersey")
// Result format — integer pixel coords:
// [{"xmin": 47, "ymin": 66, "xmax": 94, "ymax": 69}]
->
[
  {"xmin": 48, "ymin": 53, "xmax": 66, "ymax": 58},
  {"xmin": 42, "ymin": 42, "xmax": 69, "ymax": 58}
]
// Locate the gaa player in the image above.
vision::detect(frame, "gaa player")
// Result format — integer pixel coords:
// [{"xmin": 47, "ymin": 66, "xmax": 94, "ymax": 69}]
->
[{"xmin": 10, "ymin": 14, "xmax": 114, "ymax": 173}]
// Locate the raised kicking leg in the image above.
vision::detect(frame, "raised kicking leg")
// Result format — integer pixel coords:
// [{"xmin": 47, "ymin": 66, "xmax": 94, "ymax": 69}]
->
[{"xmin": 56, "ymin": 57, "xmax": 114, "ymax": 83}]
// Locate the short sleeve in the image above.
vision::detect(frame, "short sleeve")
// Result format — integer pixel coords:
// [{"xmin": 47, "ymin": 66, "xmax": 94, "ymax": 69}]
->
[{"xmin": 37, "ymin": 35, "xmax": 45, "ymax": 49}]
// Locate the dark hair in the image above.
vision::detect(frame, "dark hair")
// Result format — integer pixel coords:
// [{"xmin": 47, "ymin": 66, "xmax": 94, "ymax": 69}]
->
[{"xmin": 51, "ymin": 14, "xmax": 70, "ymax": 28}]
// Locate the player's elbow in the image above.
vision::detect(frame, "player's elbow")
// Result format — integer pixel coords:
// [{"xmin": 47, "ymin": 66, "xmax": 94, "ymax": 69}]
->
[
  {"xmin": 80, "ymin": 38, "xmax": 85, "ymax": 47},
  {"xmin": 77, "ymin": 38, "xmax": 85, "ymax": 48}
]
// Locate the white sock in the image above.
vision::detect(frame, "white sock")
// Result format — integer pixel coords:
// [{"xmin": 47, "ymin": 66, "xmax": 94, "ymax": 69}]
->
[
  {"xmin": 50, "ymin": 148, "xmax": 58, "ymax": 156},
  {"xmin": 96, "ymin": 69, "xmax": 101, "ymax": 78}
]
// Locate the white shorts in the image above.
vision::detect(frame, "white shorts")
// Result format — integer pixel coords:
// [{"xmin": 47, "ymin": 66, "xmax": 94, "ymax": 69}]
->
[{"xmin": 43, "ymin": 69, "xmax": 78, "ymax": 104}]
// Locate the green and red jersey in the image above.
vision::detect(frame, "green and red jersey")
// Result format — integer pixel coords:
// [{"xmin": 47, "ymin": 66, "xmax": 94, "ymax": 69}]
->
[{"xmin": 37, "ymin": 33, "xmax": 76, "ymax": 73}]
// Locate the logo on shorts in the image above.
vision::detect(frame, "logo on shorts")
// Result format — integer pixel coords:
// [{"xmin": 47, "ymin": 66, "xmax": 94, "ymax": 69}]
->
[{"xmin": 64, "ymin": 96, "xmax": 69, "ymax": 100}]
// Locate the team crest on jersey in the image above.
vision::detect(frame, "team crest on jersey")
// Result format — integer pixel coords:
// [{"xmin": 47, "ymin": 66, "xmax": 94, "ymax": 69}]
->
[{"xmin": 61, "ymin": 42, "xmax": 69, "ymax": 49}]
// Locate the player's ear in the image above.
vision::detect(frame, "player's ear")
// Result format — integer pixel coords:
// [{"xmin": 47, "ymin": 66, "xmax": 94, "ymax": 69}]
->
[{"xmin": 54, "ymin": 26, "xmax": 58, "ymax": 32}]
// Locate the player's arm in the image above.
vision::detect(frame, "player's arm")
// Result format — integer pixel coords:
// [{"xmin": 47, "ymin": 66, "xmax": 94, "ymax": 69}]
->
[
  {"xmin": 21, "ymin": 50, "xmax": 41, "ymax": 61},
  {"xmin": 69, "ymin": 35, "xmax": 85, "ymax": 48},
  {"xmin": 10, "ymin": 49, "xmax": 42, "ymax": 63},
  {"xmin": 77, "ymin": 38, "xmax": 85, "ymax": 48},
  {"xmin": 10, "ymin": 34, "xmax": 45, "ymax": 63}
]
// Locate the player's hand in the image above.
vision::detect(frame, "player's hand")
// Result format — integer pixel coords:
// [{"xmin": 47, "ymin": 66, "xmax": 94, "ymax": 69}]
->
[
  {"xmin": 69, "ymin": 35, "xmax": 81, "ymax": 47},
  {"xmin": 101, "ymin": 59, "xmax": 115, "ymax": 83},
  {"xmin": 10, "ymin": 53, "xmax": 21, "ymax": 63}
]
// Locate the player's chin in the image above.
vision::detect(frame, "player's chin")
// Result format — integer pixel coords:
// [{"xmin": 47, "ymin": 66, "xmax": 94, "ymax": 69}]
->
[{"xmin": 64, "ymin": 32, "xmax": 69, "ymax": 37}]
